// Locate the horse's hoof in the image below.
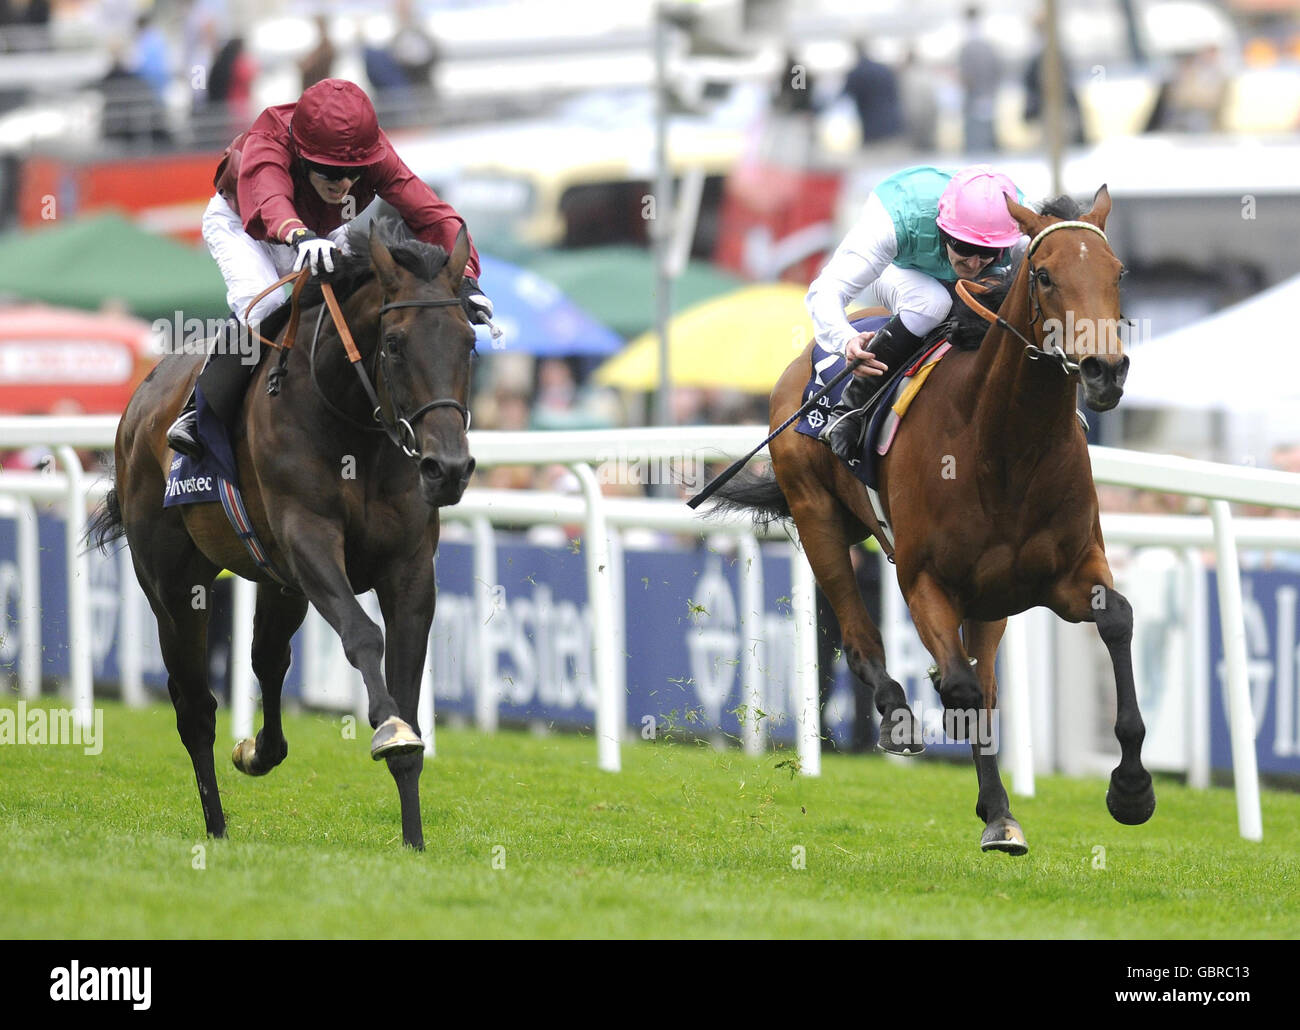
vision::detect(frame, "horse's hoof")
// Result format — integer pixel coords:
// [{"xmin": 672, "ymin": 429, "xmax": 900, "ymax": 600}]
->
[
  {"xmin": 876, "ymin": 707, "xmax": 926, "ymax": 756},
  {"xmin": 371, "ymin": 716, "xmax": 423, "ymax": 760},
  {"xmin": 232, "ymin": 738, "xmax": 266, "ymax": 776},
  {"xmin": 1107, "ymin": 770, "xmax": 1156, "ymax": 825},
  {"xmin": 232, "ymin": 736, "xmax": 285, "ymax": 775},
  {"xmin": 980, "ymin": 817, "xmax": 1029, "ymax": 855}
]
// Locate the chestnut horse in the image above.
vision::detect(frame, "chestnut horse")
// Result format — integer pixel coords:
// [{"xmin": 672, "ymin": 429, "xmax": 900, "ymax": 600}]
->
[
  {"xmin": 708, "ymin": 189, "xmax": 1154, "ymax": 853},
  {"xmin": 88, "ymin": 218, "xmax": 477, "ymax": 850}
]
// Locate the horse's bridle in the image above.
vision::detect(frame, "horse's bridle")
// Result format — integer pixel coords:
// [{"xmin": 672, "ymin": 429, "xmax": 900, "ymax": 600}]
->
[
  {"xmin": 304, "ymin": 292, "xmax": 473, "ymax": 460},
  {"xmin": 956, "ymin": 219, "xmax": 1111, "ymax": 376},
  {"xmin": 373, "ymin": 297, "xmax": 473, "ymax": 458}
]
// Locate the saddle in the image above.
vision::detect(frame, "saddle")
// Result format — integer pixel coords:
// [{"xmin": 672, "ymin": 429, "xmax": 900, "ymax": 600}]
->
[{"xmin": 795, "ymin": 316, "xmax": 955, "ymax": 490}]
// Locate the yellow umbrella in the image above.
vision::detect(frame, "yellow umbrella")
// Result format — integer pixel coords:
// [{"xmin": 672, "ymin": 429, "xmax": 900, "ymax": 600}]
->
[{"xmin": 593, "ymin": 284, "xmax": 814, "ymax": 394}]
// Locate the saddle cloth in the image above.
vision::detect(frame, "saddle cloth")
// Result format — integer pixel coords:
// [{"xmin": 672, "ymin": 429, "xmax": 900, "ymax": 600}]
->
[
  {"xmin": 164, "ymin": 365, "xmax": 289, "ymax": 586},
  {"xmin": 162, "ymin": 384, "xmax": 239, "ymax": 509},
  {"xmin": 795, "ymin": 316, "xmax": 952, "ymax": 491}
]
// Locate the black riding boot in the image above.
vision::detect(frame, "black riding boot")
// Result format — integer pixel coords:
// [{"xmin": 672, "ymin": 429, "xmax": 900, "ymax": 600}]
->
[
  {"xmin": 819, "ymin": 315, "xmax": 926, "ymax": 463},
  {"xmin": 166, "ymin": 316, "xmax": 255, "ymax": 459}
]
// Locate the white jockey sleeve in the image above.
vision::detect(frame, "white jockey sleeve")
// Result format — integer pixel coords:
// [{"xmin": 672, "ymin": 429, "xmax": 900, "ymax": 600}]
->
[{"xmin": 805, "ymin": 191, "xmax": 900, "ymax": 354}]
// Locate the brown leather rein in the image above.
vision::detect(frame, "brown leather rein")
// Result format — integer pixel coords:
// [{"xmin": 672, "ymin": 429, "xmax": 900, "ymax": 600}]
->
[{"xmin": 241, "ymin": 269, "xmax": 471, "ymax": 459}]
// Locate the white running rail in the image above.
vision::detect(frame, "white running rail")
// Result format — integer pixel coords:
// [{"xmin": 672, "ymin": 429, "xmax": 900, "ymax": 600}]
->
[{"xmin": 2, "ymin": 418, "xmax": 1299, "ymax": 840}]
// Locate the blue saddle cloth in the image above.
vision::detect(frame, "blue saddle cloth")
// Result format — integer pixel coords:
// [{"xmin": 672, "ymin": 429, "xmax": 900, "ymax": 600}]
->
[
  {"xmin": 794, "ymin": 316, "xmax": 921, "ymax": 490},
  {"xmin": 162, "ymin": 383, "xmax": 240, "ymax": 509}
]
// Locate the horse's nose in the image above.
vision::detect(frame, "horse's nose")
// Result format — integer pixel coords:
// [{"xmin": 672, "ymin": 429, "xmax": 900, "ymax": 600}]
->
[
  {"xmin": 1080, "ymin": 354, "xmax": 1130, "ymax": 390},
  {"xmin": 420, "ymin": 455, "xmax": 476, "ymax": 487}
]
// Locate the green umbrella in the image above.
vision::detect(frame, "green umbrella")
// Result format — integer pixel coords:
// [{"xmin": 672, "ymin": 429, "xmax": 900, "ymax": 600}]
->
[
  {"xmin": 0, "ymin": 213, "xmax": 228, "ymax": 322},
  {"xmin": 513, "ymin": 245, "xmax": 746, "ymax": 340}
]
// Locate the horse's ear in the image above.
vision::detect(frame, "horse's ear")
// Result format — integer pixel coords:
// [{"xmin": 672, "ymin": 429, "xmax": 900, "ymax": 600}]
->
[
  {"xmin": 1004, "ymin": 192, "xmax": 1046, "ymax": 237},
  {"xmin": 1084, "ymin": 184, "xmax": 1111, "ymax": 231},
  {"xmin": 446, "ymin": 224, "xmax": 470, "ymax": 293},
  {"xmin": 368, "ymin": 222, "xmax": 402, "ymax": 293}
]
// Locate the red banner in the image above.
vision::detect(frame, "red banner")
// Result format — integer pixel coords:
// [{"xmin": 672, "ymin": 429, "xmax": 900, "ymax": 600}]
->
[{"xmin": 18, "ymin": 152, "xmax": 216, "ymax": 242}]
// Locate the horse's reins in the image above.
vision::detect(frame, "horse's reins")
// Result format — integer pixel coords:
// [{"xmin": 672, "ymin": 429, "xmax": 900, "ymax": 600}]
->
[
  {"xmin": 243, "ymin": 268, "xmax": 471, "ymax": 461},
  {"xmin": 955, "ymin": 219, "xmax": 1110, "ymax": 376}
]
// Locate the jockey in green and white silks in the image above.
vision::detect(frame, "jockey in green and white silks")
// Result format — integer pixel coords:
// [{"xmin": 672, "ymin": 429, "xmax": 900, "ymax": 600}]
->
[{"xmin": 807, "ymin": 164, "xmax": 1024, "ymax": 462}]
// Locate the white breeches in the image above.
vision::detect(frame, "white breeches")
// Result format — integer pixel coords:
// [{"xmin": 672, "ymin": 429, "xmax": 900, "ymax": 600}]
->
[
  {"xmin": 871, "ymin": 264, "xmax": 953, "ymax": 337},
  {"xmin": 201, "ymin": 193, "xmax": 351, "ymax": 327}
]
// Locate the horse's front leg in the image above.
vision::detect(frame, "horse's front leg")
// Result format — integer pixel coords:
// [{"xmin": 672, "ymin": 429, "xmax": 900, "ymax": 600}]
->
[
  {"xmin": 277, "ymin": 514, "xmax": 423, "ymax": 764},
  {"xmin": 374, "ymin": 541, "xmax": 438, "ymax": 852},
  {"xmin": 963, "ymin": 618, "xmax": 1028, "ymax": 854},
  {"xmin": 1052, "ymin": 551, "xmax": 1156, "ymax": 826}
]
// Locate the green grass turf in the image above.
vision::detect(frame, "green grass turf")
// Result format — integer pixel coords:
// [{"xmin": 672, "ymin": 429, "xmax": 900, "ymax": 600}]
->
[{"xmin": 1, "ymin": 699, "xmax": 1297, "ymax": 939}]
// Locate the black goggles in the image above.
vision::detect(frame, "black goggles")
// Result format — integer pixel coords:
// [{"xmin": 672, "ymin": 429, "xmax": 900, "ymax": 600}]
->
[
  {"xmin": 305, "ymin": 160, "xmax": 362, "ymax": 183},
  {"xmin": 941, "ymin": 232, "xmax": 1001, "ymax": 261}
]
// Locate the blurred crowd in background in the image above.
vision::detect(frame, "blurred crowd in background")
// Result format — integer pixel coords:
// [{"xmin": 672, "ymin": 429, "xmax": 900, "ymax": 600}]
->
[{"xmin": 3, "ymin": 0, "xmax": 1300, "ymax": 502}]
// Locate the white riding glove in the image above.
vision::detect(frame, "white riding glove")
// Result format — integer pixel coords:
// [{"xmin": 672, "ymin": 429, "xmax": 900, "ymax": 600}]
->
[{"xmin": 290, "ymin": 229, "xmax": 340, "ymax": 276}]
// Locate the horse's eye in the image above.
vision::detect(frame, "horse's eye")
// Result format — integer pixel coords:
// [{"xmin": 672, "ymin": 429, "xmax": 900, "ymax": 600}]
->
[
  {"xmin": 386, "ymin": 334, "xmax": 404, "ymax": 359},
  {"xmin": 1035, "ymin": 269, "xmax": 1052, "ymax": 288}
]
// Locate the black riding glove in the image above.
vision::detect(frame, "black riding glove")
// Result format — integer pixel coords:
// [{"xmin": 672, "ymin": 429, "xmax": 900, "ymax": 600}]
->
[{"xmin": 459, "ymin": 275, "xmax": 494, "ymax": 325}]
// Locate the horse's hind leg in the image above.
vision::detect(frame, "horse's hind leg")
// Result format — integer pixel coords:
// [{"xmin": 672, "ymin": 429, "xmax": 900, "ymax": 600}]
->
[
  {"xmin": 963, "ymin": 618, "xmax": 1028, "ymax": 855},
  {"xmin": 774, "ymin": 453, "xmax": 924, "ymax": 754},
  {"xmin": 126, "ymin": 518, "xmax": 225, "ymax": 837},
  {"xmin": 232, "ymin": 583, "xmax": 309, "ymax": 777},
  {"xmin": 375, "ymin": 548, "xmax": 437, "ymax": 851}
]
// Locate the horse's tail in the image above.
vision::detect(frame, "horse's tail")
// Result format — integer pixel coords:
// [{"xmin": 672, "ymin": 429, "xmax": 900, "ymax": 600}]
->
[
  {"xmin": 699, "ymin": 465, "xmax": 792, "ymax": 528},
  {"xmin": 84, "ymin": 482, "xmax": 126, "ymax": 554}
]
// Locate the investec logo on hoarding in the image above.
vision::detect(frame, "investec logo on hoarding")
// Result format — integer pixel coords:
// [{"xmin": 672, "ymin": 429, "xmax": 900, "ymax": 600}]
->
[
  {"xmin": 431, "ymin": 583, "xmax": 596, "ymax": 710},
  {"xmin": 425, "ymin": 556, "xmax": 798, "ymax": 728},
  {"xmin": 685, "ymin": 558, "xmax": 796, "ymax": 728},
  {"xmin": 1223, "ymin": 580, "xmax": 1300, "ymax": 759}
]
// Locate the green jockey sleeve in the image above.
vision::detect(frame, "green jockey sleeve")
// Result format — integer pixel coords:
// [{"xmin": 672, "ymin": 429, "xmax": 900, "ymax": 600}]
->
[{"xmin": 874, "ymin": 165, "xmax": 1024, "ymax": 282}]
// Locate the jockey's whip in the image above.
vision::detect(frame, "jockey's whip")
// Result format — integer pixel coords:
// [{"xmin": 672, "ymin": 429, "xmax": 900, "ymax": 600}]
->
[{"xmin": 687, "ymin": 359, "xmax": 891, "ymax": 510}]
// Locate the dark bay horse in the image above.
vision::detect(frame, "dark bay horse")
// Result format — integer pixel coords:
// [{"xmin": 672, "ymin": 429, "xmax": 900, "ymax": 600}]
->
[
  {"xmin": 88, "ymin": 218, "xmax": 476, "ymax": 849},
  {"xmin": 709, "ymin": 188, "xmax": 1154, "ymax": 853}
]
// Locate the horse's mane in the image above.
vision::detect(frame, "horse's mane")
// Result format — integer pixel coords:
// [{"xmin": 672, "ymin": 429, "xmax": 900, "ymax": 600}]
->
[
  {"xmin": 947, "ymin": 194, "xmax": 1083, "ymax": 350},
  {"xmin": 296, "ymin": 217, "xmax": 451, "ymax": 310}
]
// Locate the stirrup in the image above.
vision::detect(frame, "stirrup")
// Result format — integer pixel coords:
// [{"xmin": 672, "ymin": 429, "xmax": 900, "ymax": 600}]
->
[
  {"xmin": 166, "ymin": 408, "xmax": 203, "ymax": 459},
  {"xmin": 820, "ymin": 402, "xmax": 867, "ymax": 440},
  {"xmin": 821, "ymin": 407, "xmax": 868, "ymax": 461}
]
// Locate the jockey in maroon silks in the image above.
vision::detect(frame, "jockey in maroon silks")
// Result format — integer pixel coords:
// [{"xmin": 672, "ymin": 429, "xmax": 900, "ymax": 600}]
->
[{"xmin": 168, "ymin": 77, "xmax": 490, "ymax": 459}]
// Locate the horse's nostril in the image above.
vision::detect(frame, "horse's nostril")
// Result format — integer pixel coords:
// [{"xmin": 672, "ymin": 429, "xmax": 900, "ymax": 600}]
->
[
  {"xmin": 463, "ymin": 457, "xmax": 477, "ymax": 481},
  {"xmin": 420, "ymin": 457, "xmax": 445, "ymax": 482},
  {"xmin": 1079, "ymin": 356, "xmax": 1105, "ymax": 383}
]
